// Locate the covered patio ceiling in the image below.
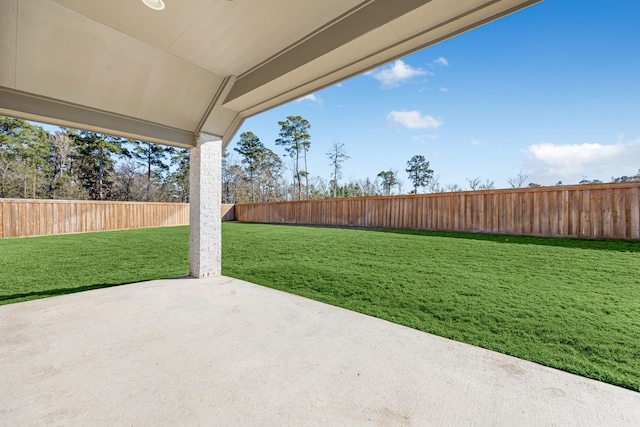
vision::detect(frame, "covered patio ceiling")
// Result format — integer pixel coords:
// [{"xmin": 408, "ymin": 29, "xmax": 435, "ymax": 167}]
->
[{"xmin": 0, "ymin": 0, "xmax": 541, "ymax": 149}]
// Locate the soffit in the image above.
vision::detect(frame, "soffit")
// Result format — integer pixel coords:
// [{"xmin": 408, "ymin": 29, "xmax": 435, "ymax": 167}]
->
[{"xmin": 52, "ymin": 0, "xmax": 366, "ymax": 77}]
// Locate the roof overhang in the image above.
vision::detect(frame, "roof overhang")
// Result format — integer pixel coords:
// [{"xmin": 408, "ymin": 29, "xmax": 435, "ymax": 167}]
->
[{"xmin": 0, "ymin": 0, "xmax": 542, "ymax": 149}]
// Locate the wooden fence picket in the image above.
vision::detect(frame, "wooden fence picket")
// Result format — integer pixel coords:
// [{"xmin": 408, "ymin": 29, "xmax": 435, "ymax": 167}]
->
[{"xmin": 235, "ymin": 183, "xmax": 640, "ymax": 240}]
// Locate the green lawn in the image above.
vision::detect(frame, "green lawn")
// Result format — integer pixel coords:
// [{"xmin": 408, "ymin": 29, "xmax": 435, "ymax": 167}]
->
[
  {"xmin": 1, "ymin": 223, "xmax": 639, "ymax": 392},
  {"xmin": 0, "ymin": 226, "xmax": 189, "ymax": 304}
]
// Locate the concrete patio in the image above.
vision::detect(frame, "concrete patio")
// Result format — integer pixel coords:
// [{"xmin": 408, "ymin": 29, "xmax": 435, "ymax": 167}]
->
[{"xmin": 1, "ymin": 276, "xmax": 639, "ymax": 426}]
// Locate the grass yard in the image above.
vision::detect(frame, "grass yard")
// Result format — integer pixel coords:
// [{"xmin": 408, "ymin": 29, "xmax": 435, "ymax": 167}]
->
[
  {"xmin": 0, "ymin": 226, "xmax": 189, "ymax": 304},
  {"xmin": 1, "ymin": 222, "xmax": 639, "ymax": 392}
]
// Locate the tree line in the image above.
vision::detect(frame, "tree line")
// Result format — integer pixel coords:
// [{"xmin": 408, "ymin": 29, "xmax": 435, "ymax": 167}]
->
[
  {"xmin": 224, "ymin": 114, "xmax": 639, "ymax": 203},
  {"xmin": 2, "ymin": 115, "xmax": 638, "ymax": 204},
  {"xmin": 225, "ymin": 115, "xmax": 442, "ymax": 203},
  {"xmin": 0, "ymin": 116, "xmax": 189, "ymax": 202}
]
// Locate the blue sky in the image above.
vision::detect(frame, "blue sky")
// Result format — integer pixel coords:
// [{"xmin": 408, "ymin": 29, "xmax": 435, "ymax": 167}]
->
[{"xmin": 231, "ymin": 0, "xmax": 640, "ymax": 190}]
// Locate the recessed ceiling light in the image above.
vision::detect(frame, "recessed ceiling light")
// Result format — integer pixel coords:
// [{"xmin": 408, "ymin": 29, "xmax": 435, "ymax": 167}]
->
[{"xmin": 142, "ymin": 0, "xmax": 165, "ymax": 11}]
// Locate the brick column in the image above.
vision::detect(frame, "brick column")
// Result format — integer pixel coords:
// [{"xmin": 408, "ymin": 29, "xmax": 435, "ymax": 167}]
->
[{"xmin": 189, "ymin": 133, "xmax": 222, "ymax": 278}]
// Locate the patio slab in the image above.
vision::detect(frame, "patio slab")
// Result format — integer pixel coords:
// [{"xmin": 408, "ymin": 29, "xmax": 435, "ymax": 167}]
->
[{"xmin": 1, "ymin": 276, "xmax": 639, "ymax": 426}]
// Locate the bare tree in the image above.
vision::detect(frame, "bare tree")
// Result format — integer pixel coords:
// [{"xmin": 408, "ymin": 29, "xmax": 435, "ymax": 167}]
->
[
  {"xmin": 47, "ymin": 131, "xmax": 77, "ymax": 199},
  {"xmin": 466, "ymin": 177, "xmax": 481, "ymax": 191},
  {"xmin": 508, "ymin": 171, "xmax": 529, "ymax": 188},
  {"xmin": 326, "ymin": 141, "xmax": 349, "ymax": 198},
  {"xmin": 112, "ymin": 158, "xmax": 145, "ymax": 201},
  {"xmin": 466, "ymin": 177, "xmax": 495, "ymax": 191},
  {"xmin": 255, "ymin": 148, "xmax": 284, "ymax": 202},
  {"xmin": 427, "ymin": 175, "xmax": 443, "ymax": 193},
  {"xmin": 308, "ymin": 176, "xmax": 328, "ymax": 200},
  {"xmin": 359, "ymin": 177, "xmax": 380, "ymax": 197},
  {"xmin": 478, "ymin": 179, "xmax": 495, "ymax": 190},
  {"xmin": 444, "ymin": 183, "xmax": 462, "ymax": 192}
]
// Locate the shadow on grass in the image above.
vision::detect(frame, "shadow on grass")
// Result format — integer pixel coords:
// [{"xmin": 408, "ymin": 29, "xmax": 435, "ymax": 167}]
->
[
  {"xmin": 0, "ymin": 276, "xmax": 193, "ymax": 306},
  {"xmin": 376, "ymin": 228, "xmax": 640, "ymax": 253},
  {"xmin": 0, "ymin": 282, "xmax": 130, "ymax": 305},
  {"xmin": 243, "ymin": 222, "xmax": 640, "ymax": 253}
]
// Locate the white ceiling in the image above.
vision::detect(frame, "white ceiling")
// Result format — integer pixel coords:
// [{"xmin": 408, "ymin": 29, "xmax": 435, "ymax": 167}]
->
[{"xmin": 0, "ymin": 0, "xmax": 542, "ymax": 148}]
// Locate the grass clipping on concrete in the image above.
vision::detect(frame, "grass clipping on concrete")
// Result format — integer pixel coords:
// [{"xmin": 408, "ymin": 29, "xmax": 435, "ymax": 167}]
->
[{"xmin": 1, "ymin": 223, "xmax": 639, "ymax": 392}]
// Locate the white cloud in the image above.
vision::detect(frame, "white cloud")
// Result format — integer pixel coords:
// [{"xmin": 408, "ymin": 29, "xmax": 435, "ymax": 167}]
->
[
  {"xmin": 370, "ymin": 60, "xmax": 429, "ymax": 88},
  {"xmin": 387, "ymin": 111, "xmax": 442, "ymax": 130},
  {"xmin": 471, "ymin": 139, "xmax": 483, "ymax": 145},
  {"xmin": 295, "ymin": 94, "xmax": 321, "ymax": 104},
  {"xmin": 439, "ymin": 87, "xmax": 449, "ymax": 92},
  {"xmin": 524, "ymin": 138, "xmax": 640, "ymax": 183},
  {"xmin": 433, "ymin": 57, "xmax": 449, "ymax": 66}
]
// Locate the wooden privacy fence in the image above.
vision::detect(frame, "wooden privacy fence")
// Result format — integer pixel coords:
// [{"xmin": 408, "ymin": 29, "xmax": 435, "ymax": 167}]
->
[
  {"xmin": 0, "ymin": 199, "xmax": 236, "ymax": 238},
  {"xmin": 0, "ymin": 199, "xmax": 188, "ymax": 238},
  {"xmin": 235, "ymin": 183, "xmax": 640, "ymax": 240}
]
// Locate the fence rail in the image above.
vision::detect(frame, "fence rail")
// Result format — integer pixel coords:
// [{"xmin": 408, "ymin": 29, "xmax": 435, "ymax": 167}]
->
[
  {"xmin": 235, "ymin": 183, "xmax": 640, "ymax": 240},
  {"xmin": 0, "ymin": 199, "xmax": 235, "ymax": 238}
]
